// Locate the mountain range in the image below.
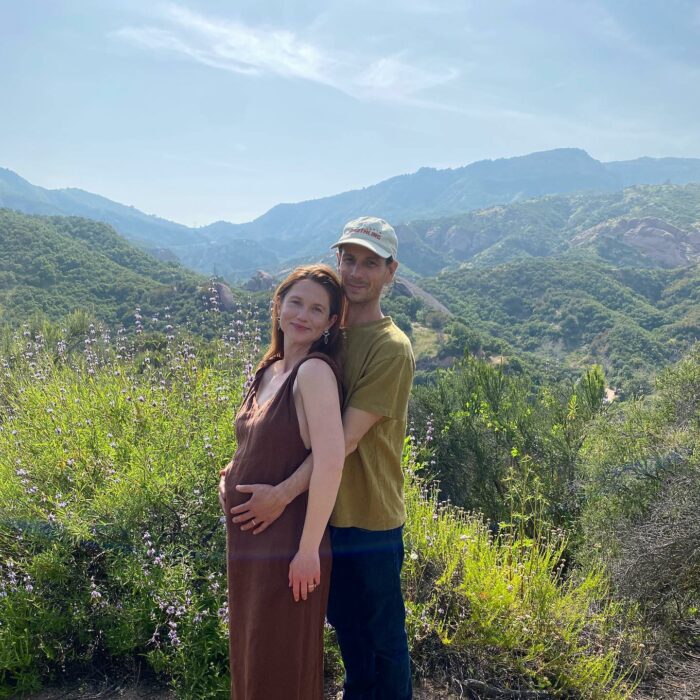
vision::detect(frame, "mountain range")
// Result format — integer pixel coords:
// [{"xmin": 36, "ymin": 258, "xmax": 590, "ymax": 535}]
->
[
  {"xmin": 395, "ymin": 183, "xmax": 700, "ymax": 275},
  {"xmin": 3, "ymin": 148, "xmax": 700, "ymax": 280},
  {"xmin": 3, "ymin": 147, "xmax": 699, "ymax": 394},
  {"xmin": 2, "ymin": 200, "xmax": 698, "ymax": 395}
]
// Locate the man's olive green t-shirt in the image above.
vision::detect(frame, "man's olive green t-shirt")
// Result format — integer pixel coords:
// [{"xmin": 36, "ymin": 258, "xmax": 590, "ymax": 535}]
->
[{"xmin": 330, "ymin": 317, "xmax": 415, "ymax": 530}]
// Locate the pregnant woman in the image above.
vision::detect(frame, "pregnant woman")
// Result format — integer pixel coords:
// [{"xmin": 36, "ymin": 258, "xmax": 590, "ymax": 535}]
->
[{"xmin": 219, "ymin": 264, "xmax": 345, "ymax": 700}]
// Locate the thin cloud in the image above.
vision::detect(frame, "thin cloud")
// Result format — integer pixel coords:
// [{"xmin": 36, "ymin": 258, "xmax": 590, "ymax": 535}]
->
[
  {"xmin": 115, "ymin": 3, "xmax": 457, "ymax": 103},
  {"xmin": 353, "ymin": 55, "xmax": 459, "ymax": 100},
  {"xmin": 116, "ymin": 26, "xmax": 260, "ymax": 75}
]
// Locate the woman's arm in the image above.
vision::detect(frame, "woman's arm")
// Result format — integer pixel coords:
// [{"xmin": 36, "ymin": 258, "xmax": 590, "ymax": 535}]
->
[{"xmin": 288, "ymin": 359, "xmax": 344, "ymax": 602}]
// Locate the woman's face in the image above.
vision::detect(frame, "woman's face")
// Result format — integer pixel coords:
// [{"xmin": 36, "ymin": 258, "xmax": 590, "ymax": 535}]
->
[{"xmin": 278, "ymin": 279, "xmax": 337, "ymax": 347}]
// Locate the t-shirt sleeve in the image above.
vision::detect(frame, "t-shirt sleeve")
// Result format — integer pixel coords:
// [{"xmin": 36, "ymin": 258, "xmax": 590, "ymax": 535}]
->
[{"xmin": 346, "ymin": 354, "xmax": 414, "ymax": 419}]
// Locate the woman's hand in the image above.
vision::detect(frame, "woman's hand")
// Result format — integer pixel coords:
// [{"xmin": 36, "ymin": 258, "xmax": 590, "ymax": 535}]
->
[
  {"xmin": 218, "ymin": 460, "xmax": 233, "ymax": 514},
  {"xmin": 288, "ymin": 548, "xmax": 320, "ymax": 602}
]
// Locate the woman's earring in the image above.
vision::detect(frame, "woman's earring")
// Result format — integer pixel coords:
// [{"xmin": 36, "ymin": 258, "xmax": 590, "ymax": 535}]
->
[
  {"xmin": 323, "ymin": 329, "xmax": 330, "ymax": 345},
  {"xmin": 277, "ymin": 318, "xmax": 282, "ymax": 331}
]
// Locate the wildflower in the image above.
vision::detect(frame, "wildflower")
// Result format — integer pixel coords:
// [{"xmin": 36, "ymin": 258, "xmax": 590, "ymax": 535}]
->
[{"xmin": 90, "ymin": 579, "xmax": 103, "ymax": 604}]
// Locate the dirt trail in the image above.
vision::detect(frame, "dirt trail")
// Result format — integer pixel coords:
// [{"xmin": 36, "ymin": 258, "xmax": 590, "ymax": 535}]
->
[
  {"xmin": 632, "ymin": 652, "xmax": 700, "ymax": 700},
  {"xmin": 33, "ymin": 662, "xmax": 700, "ymax": 700}
]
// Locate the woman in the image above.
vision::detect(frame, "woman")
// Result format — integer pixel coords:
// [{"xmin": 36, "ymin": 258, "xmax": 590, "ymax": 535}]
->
[{"xmin": 218, "ymin": 265, "xmax": 346, "ymax": 700}]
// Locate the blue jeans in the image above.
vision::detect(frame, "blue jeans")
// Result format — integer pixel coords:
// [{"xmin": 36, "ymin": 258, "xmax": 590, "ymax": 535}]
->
[{"xmin": 328, "ymin": 526, "xmax": 412, "ymax": 700}]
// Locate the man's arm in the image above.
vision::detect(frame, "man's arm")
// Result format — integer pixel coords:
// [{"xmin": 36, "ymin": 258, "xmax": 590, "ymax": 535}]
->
[
  {"xmin": 341, "ymin": 406, "xmax": 383, "ymax": 456},
  {"xmin": 229, "ymin": 406, "xmax": 381, "ymax": 534}
]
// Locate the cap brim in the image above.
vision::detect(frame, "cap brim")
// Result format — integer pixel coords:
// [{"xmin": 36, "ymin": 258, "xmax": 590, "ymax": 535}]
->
[{"xmin": 330, "ymin": 236, "xmax": 391, "ymax": 258}]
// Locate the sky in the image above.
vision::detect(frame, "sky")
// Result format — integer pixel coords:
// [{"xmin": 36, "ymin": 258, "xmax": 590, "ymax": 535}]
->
[{"xmin": 1, "ymin": 0, "xmax": 699, "ymax": 226}]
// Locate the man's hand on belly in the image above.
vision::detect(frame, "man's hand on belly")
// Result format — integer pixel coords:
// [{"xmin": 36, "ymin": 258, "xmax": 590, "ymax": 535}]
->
[{"xmin": 230, "ymin": 483, "xmax": 288, "ymax": 534}]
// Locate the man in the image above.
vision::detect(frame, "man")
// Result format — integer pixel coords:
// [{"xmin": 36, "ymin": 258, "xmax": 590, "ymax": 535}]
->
[{"xmin": 228, "ymin": 216, "xmax": 415, "ymax": 699}]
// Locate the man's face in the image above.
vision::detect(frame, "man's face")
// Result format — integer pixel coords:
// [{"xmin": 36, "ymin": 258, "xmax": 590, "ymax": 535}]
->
[{"xmin": 337, "ymin": 244, "xmax": 397, "ymax": 305}]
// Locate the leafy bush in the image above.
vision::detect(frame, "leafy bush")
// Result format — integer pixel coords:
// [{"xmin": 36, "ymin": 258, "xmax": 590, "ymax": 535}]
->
[
  {"xmin": 410, "ymin": 357, "xmax": 606, "ymax": 527},
  {"xmin": 0, "ymin": 319, "xmax": 252, "ymax": 698},
  {"xmin": 403, "ymin": 449, "xmax": 642, "ymax": 698},
  {"xmin": 580, "ymin": 346, "xmax": 700, "ymax": 646},
  {"xmin": 0, "ymin": 320, "xmax": 643, "ymax": 698}
]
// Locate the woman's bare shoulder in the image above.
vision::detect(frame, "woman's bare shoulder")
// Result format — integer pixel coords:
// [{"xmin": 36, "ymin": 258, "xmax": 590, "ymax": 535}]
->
[{"xmin": 297, "ymin": 357, "xmax": 336, "ymax": 380}]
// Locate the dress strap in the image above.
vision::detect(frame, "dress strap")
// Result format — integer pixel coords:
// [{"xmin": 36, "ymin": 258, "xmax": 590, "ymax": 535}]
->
[
  {"xmin": 286, "ymin": 352, "xmax": 343, "ymax": 402},
  {"xmin": 239, "ymin": 362, "xmax": 270, "ymax": 408}
]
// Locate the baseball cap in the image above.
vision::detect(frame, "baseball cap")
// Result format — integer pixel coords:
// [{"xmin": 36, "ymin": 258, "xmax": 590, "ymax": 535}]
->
[{"xmin": 331, "ymin": 216, "xmax": 398, "ymax": 259}]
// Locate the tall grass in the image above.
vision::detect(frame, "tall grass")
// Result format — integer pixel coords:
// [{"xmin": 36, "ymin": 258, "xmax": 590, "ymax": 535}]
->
[
  {"xmin": 403, "ymin": 452, "xmax": 642, "ymax": 698},
  {"xmin": 1, "ymin": 318, "xmax": 642, "ymax": 698}
]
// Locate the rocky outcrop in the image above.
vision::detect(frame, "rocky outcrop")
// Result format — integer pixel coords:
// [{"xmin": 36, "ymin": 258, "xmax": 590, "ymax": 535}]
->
[
  {"xmin": 243, "ymin": 270, "xmax": 276, "ymax": 292},
  {"xmin": 392, "ymin": 279, "xmax": 414, "ymax": 298},
  {"xmin": 391, "ymin": 277, "xmax": 452, "ymax": 315},
  {"xmin": 212, "ymin": 281, "xmax": 236, "ymax": 311},
  {"xmin": 572, "ymin": 217, "xmax": 700, "ymax": 268}
]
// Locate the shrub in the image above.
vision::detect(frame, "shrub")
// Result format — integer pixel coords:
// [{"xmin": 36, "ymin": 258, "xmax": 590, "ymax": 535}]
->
[
  {"xmin": 403, "ymin": 448, "xmax": 642, "ymax": 698},
  {"xmin": 580, "ymin": 345, "xmax": 700, "ymax": 646},
  {"xmin": 0, "ymin": 321, "xmax": 643, "ymax": 698},
  {"xmin": 0, "ymin": 320, "xmax": 250, "ymax": 698},
  {"xmin": 409, "ymin": 358, "xmax": 606, "ymax": 528}
]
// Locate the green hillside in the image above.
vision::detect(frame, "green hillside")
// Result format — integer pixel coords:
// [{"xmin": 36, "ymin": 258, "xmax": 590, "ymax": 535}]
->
[
  {"xmin": 0, "ymin": 209, "xmax": 209, "ymax": 327},
  {"xmin": 398, "ymin": 183, "xmax": 700, "ymax": 275},
  {"xmin": 1, "ymin": 205, "xmax": 697, "ymax": 397},
  {"xmin": 419, "ymin": 252, "xmax": 700, "ymax": 393}
]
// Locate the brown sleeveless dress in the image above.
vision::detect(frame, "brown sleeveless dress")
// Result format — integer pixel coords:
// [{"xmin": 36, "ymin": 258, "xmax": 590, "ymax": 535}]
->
[{"xmin": 224, "ymin": 353, "xmax": 342, "ymax": 700}]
